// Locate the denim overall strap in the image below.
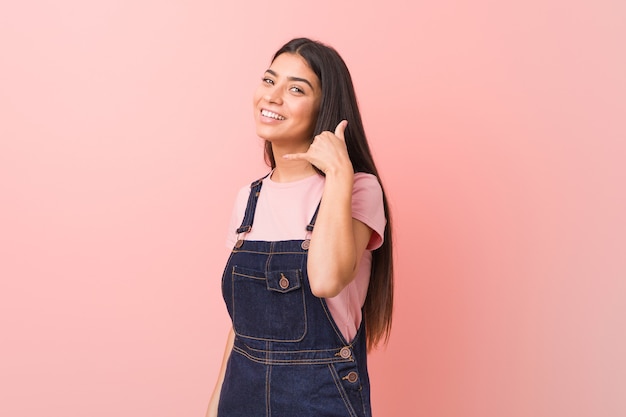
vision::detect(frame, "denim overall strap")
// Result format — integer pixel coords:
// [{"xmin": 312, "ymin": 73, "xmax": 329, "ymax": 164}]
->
[
  {"xmin": 306, "ymin": 203, "xmax": 321, "ymax": 232},
  {"xmin": 235, "ymin": 175, "xmax": 268, "ymax": 234}
]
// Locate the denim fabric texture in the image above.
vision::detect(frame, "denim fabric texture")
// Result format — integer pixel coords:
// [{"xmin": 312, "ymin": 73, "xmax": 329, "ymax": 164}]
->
[{"xmin": 218, "ymin": 177, "xmax": 372, "ymax": 417}]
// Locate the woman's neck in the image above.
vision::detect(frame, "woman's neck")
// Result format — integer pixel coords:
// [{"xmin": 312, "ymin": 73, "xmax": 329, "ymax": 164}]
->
[
  {"xmin": 270, "ymin": 148, "xmax": 318, "ymax": 182},
  {"xmin": 271, "ymin": 160, "xmax": 318, "ymax": 183}
]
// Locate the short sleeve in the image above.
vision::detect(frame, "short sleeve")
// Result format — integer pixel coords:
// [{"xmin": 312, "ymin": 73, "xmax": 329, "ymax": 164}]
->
[
  {"xmin": 225, "ymin": 185, "xmax": 251, "ymax": 249},
  {"xmin": 351, "ymin": 173, "xmax": 387, "ymax": 250}
]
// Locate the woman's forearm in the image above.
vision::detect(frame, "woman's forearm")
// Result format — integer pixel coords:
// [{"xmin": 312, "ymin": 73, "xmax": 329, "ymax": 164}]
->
[{"xmin": 307, "ymin": 170, "xmax": 371, "ymax": 298}]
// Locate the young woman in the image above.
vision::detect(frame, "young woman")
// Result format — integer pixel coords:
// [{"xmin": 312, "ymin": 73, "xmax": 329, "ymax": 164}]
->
[{"xmin": 207, "ymin": 37, "xmax": 394, "ymax": 417}]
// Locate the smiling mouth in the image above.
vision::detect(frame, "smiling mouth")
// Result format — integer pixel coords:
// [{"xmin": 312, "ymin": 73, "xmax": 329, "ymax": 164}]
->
[{"xmin": 261, "ymin": 109, "xmax": 286, "ymax": 120}]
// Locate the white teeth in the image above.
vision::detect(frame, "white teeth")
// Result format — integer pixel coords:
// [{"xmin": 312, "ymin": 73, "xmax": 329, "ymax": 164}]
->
[{"xmin": 261, "ymin": 109, "xmax": 285, "ymax": 120}]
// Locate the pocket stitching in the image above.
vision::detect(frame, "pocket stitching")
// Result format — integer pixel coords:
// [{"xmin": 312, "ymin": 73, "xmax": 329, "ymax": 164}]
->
[{"xmin": 231, "ymin": 266, "xmax": 307, "ymax": 342}]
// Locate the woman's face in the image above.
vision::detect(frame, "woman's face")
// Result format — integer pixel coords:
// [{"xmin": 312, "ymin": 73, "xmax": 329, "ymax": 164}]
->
[{"xmin": 253, "ymin": 53, "xmax": 322, "ymax": 147}]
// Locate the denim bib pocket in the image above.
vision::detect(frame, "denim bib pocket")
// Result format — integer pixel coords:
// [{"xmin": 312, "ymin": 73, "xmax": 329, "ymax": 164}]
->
[{"xmin": 231, "ymin": 265, "xmax": 307, "ymax": 342}]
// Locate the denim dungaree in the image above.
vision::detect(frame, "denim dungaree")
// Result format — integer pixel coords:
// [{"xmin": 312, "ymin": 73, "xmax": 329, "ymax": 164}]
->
[{"xmin": 218, "ymin": 176, "xmax": 372, "ymax": 417}]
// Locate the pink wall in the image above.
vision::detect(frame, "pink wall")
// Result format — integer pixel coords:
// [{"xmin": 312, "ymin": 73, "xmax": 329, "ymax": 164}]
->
[{"xmin": 1, "ymin": 1, "xmax": 624, "ymax": 416}]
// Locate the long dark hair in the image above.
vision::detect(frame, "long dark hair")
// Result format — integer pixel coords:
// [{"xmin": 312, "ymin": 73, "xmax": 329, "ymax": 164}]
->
[{"xmin": 265, "ymin": 38, "xmax": 394, "ymax": 350}]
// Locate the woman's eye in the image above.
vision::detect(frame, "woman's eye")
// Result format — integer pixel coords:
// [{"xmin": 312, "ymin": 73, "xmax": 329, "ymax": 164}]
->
[
  {"xmin": 262, "ymin": 77, "xmax": 274, "ymax": 85},
  {"xmin": 290, "ymin": 86, "xmax": 304, "ymax": 93}
]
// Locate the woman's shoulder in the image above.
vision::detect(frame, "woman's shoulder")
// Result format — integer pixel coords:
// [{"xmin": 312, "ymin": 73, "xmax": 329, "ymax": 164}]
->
[
  {"xmin": 353, "ymin": 172, "xmax": 383, "ymax": 195},
  {"xmin": 352, "ymin": 172, "xmax": 386, "ymax": 249},
  {"xmin": 234, "ymin": 172, "xmax": 272, "ymax": 194}
]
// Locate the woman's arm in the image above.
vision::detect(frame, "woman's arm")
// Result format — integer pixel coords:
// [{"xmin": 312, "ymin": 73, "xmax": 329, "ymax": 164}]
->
[
  {"xmin": 206, "ymin": 328, "xmax": 235, "ymax": 417},
  {"xmin": 307, "ymin": 171, "xmax": 373, "ymax": 298},
  {"xmin": 284, "ymin": 121, "xmax": 373, "ymax": 298}
]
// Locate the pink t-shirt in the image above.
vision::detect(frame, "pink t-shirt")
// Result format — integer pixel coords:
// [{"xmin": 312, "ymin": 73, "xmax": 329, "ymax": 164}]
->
[{"xmin": 226, "ymin": 172, "xmax": 386, "ymax": 342}]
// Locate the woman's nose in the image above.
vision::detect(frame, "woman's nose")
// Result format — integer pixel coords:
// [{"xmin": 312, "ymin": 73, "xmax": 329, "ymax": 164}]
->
[{"xmin": 265, "ymin": 89, "xmax": 283, "ymax": 105}]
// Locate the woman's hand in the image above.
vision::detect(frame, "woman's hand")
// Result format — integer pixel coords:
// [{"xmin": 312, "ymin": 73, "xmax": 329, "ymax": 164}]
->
[{"xmin": 283, "ymin": 120, "xmax": 353, "ymax": 175}]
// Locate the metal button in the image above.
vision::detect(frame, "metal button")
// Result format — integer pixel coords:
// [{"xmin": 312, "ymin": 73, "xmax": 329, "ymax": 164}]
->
[
  {"xmin": 279, "ymin": 274, "xmax": 289, "ymax": 289},
  {"xmin": 339, "ymin": 347, "xmax": 351, "ymax": 359},
  {"xmin": 301, "ymin": 239, "xmax": 310, "ymax": 250},
  {"xmin": 234, "ymin": 240, "xmax": 244, "ymax": 248},
  {"xmin": 346, "ymin": 371, "xmax": 358, "ymax": 383}
]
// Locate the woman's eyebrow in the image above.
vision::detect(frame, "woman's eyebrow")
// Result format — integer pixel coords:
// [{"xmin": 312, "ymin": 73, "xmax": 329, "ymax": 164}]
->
[{"xmin": 265, "ymin": 69, "xmax": 314, "ymax": 90}]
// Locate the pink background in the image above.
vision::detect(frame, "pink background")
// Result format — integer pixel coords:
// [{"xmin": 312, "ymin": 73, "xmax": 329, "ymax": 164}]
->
[{"xmin": 1, "ymin": 1, "xmax": 625, "ymax": 416}]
